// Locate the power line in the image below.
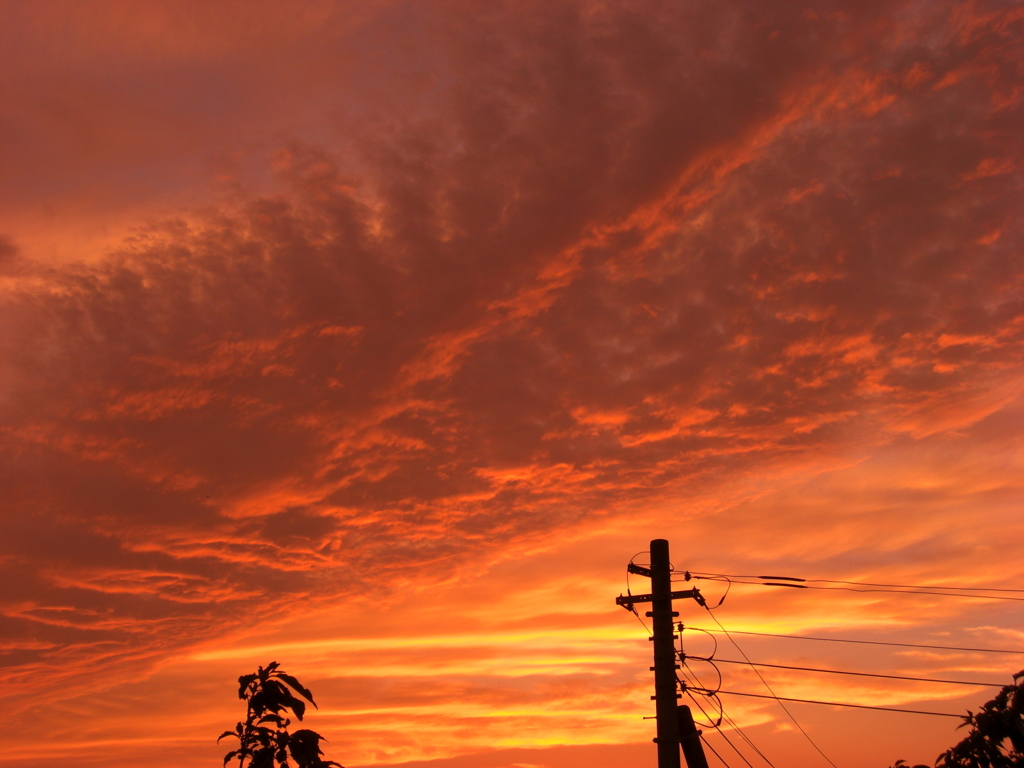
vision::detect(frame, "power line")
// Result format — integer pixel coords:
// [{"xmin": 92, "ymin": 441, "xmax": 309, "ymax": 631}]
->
[
  {"xmin": 682, "ymin": 664, "xmax": 773, "ymax": 768},
  {"xmin": 709, "ymin": 657, "xmax": 1007, "ymax": 687},
  {"xmin": 680, "ymin": 664, "xmax": 724, "ymax": 720},
  {"xmin": 682, "ymin": 626, "xmax": 1024, "ymax": 656},
  {"xmin": 718, "ymin": 708, "xmax": 775, "ymax": 768},
  {"xmin": 706, "ymin": 608, "xmax": 838, "ymax": 768},
  {"xmin": 701, "ymin": 732, "xmax": 734, "ymax": 768},
  {"xmin": 713, "ymin": 690, "xmax": 964, "ymax": 718},
  {"xmin": 680, "ymin": 573, "xmax": 1024, "ymax": 602},
  {"xmin": 679, "ymin": 665, "xmax": 748, "ymax": 766},
  {"xmin": 765, "ymin": 583, "xmax": 1024, "ymax": 602},
  {"xmin": 685, "ymin": 687, "xmax": 753, "ymax": 768},
  {"xmin": 679, "ymin": 631, "xmax": 775, "ymax": 767},
  {"xmin": 813, "ymin": 578, "xmax": 1024, "ymax": 594},
  {"xmin": 685, "ymin": 572, "xmax": 1024, "ymax": 594},
  {"xmin": 620, "ymin": 549, "xmax": 1017, "ymax": 768}
]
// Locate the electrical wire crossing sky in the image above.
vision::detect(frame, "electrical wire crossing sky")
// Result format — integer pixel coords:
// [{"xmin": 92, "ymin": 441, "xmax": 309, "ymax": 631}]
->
[{"xmin": 1, "ymin": 1, "xmax": 1023, "ymax": 767}]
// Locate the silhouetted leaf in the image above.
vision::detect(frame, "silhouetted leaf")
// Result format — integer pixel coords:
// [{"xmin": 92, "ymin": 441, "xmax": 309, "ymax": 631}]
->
[
  {"xmin": 218, "ymin": 730, "xmax": 240, "ymax": 742},
  {"xmin": 238, "ymin": 673, "xmax": 258, "ymax": 698},
  {"xmin": 264, "ymin": 680, "xmax": 292, "ymax": 711},
  {"xmin": 288, "ymin": 729, "xmax": 327, "ymax": 766},
  {"xmin": 250, "ymin": 690, "xmax": 268, "ymax": 715},
  {"xmin": 265, "ymin": 679, "xmax": 308, "ymax": 719},
  {"xmin": 276, "ymin": 673, "xmax": 317, "ymax": 706}
]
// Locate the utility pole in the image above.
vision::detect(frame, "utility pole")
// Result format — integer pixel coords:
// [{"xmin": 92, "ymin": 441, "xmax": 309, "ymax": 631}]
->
[
  {"xmin": 650, "ymin": 539, "xmax": 681, "ymax": 768},
  {"xmin": 616, "ymin": 539, "xmax": 709, "ymax": 768}
]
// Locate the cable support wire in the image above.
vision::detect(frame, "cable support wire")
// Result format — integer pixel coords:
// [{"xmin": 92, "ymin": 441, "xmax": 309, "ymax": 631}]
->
[
  {"xmin": 685, "ymin": 625, "xmax": 720, "ymax": 658},
  {"xmin": 677, "ymin": 572, "xmax": 1024, "ymax": 602},
  {"xmin": 684, "ymin": 654, "xmax": 724, "ymax": 695},
  {"xmin": 679, "ymin": 664, "xmax": 724, "ymax": 726},
  {"xmin": 681, "ymin": 665, "xmax": 773, "ymax": 768},
  {"xmin": 682, "ymin": 626, "xmax": 1024, "ymax": 656},
  {"xmin": 680, "ymin": 670, "xmax": 756, "ymax": 768},
  {"xmin": 708, "ymin": 657, "xmax": 1008, "ymax": 688},
  {"xmin": 706, "ymin": 608, "xmax": 838, "ymax": 768},
  {"xmin": 678, "ymin": 630, "xmax": 776, "ymax": 767}
]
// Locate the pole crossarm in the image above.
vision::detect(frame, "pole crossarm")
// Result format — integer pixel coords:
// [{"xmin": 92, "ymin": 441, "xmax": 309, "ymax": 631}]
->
[{"xmin": 616, "ymin": 588, "xmax": 703, "ymax": 609}]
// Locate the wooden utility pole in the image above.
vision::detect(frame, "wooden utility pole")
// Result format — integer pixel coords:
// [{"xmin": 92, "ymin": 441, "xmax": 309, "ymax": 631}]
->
[
  {"xmin": 650, "ymin": 538, "xmax": 681, "ymax": 768},
  {"xmin": 615, "ymin": 539, "xmax": 710, "ymax": 768}
]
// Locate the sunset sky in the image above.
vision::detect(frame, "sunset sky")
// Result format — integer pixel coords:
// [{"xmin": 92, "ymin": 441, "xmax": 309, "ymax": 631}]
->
[{"xmin": 2, "ymin": 1, "xmax": 1024, "ymax": 767}]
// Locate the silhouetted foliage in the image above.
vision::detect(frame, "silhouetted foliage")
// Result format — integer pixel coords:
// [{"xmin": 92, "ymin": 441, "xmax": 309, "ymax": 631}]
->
[
  {"xmin": 891, "ymin": 671, "xmax": 1024, "ymax": 768},
  {"xmin": 935, "ymin": 670, "xmax": 1024, "ymax": 768},
  {"xmin": 219, "ymin": 661, "xmax": 342, "ymax": 768}
]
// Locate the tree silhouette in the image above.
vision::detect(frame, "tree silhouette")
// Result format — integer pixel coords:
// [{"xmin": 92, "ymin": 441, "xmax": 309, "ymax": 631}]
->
[
  {"xmin": 891, "ymin": 671, "xmax": 1024, "ymax": 768},
  {"xmin": 219, "ymin": 661, "xmax": 342, "ymax": 768},
  {"xmin": 935, "ymin": 670, "xmax": 1024, "ymax": 768}
]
